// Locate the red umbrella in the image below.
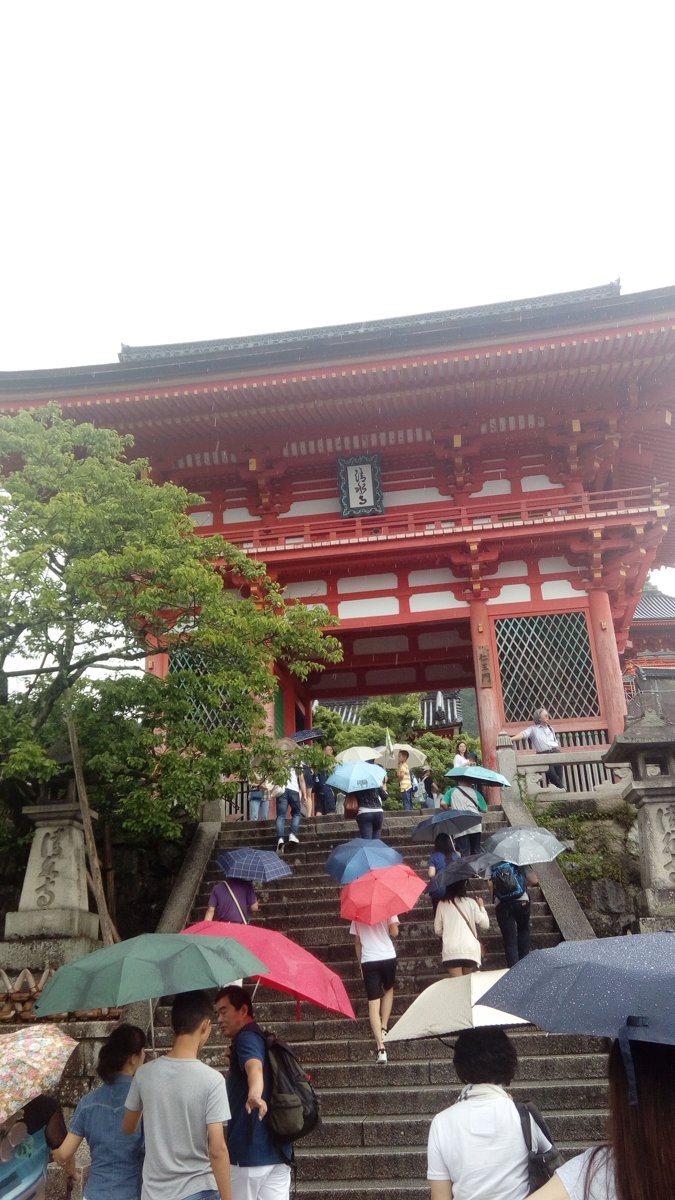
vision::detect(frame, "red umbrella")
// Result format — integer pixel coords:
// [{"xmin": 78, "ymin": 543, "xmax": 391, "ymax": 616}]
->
[
  {"xmin": 340, "ymin": 863, "xmax": 427, "ymax": 925},
  {"xmin": 182, "ymin": 921, "xmax": 355, "ymax": 1020}
]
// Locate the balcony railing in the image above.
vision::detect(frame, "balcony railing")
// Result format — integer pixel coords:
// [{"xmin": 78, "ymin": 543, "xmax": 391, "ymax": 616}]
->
[{"xmin": 216, "ymin": 484, "xmax": 668, "ymax": 555}]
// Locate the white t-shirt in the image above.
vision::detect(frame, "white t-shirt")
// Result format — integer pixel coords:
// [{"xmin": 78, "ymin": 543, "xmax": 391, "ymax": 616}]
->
[
  {"xmin": 556, "ymin": 1148, "xmax": 616, "ymax": 1200},
  {"xmin": 453, "ymin": 753, "xmax": 469, "ymax": 768},
  {"xmin": 427, "ymin": 1083, "xmax": 551, "ymax": 1200},
  {"xmin": 350, "ymin": 917, "xmax": 399, "ymax": 962},
  {"xmin": 285, "ymin": 767, "xmax": 299, "ymax": 791}
]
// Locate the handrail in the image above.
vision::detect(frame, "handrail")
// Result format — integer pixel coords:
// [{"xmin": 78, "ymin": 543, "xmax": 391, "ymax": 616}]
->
[{"xmin": 212, "ymin": 483, "xmax": 669, "ymax": 553}]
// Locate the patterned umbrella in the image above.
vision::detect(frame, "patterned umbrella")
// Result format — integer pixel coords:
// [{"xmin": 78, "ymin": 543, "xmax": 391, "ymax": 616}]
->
[
  {"xmin": 482, "ymin": 827, "xmax": 566, "ymax": 866},
  {"xmin": 0, "ymin": 1025, "xmax": 77, "ymax": 1125},
  {"xmin": 217, "ymin": 848, "xmax": 293, "ymax": 883},
  {"xmin": 289, "ymin": 729, "xmax": 324, "ymax": 743}
]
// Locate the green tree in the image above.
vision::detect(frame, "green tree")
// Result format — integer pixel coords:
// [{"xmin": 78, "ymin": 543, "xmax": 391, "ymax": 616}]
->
[{"xmin": 0, "ymin": 405, "xmax": 341, "ymax": 838}]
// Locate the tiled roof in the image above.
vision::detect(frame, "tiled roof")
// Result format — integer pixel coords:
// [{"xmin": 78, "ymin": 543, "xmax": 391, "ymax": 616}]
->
[
  {"xmin": 632, "ymin": 592, "xmax": 675, "ymax": 621},
  {"xmin": 118, "ymin": 282, "xmax": 622, "ymax": 364}
]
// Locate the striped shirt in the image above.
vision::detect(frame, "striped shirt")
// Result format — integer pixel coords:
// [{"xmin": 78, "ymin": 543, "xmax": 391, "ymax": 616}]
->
[{"xmin": 521, "ymin": 723, "xmax": 559, "ymax": 752}]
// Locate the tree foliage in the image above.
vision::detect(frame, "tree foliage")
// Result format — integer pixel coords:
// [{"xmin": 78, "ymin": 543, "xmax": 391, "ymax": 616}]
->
[{"xmin": 0, "ymin": 406, "xmax": 341, "ymax": 838}]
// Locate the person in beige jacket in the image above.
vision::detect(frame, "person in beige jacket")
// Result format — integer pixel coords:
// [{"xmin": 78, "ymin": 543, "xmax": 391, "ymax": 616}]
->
[{"xmin": 433, "ymin": 880, "xmax": 489, "ymax": 977}]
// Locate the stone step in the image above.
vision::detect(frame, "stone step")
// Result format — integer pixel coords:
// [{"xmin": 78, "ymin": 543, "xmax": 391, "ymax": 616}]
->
[
  {"xmin": 296, "ymin": 1053, "xmax": 608, "ymax": 1090},
  {"xmin": 301, "ymin": 1108, "xmax": 608, "ymax": 1149},
  {"xmin": 317, "ymin": 1079, "xmax": 609, "ymax": 1116}
]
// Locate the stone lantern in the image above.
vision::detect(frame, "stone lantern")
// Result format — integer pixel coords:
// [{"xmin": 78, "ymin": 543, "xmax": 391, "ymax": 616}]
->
[{"xmin": 603, "ymin": 708, "xmax": 675, "ymax": 930}]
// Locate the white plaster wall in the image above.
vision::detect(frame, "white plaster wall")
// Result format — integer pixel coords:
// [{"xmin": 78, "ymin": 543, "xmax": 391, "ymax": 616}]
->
[
  {"xmin": 418, "ymin": 629, "xmax": 470, "ymax": 650},
  {"xmin": 408, "ymin": 568, "xmax": 459, "ymax": 587},
  {"xmin": 486, "ymin": 584, "xmax": 532, "ymax": 605},
  {"xmin": 521, "ymin": 474, "xmax": 563, "ymax": 491},
  {"xmin": 191, "ymin": 511, "xmax": 214, "ymax": 526},
  {"xmin": 538, "ymin": 556, "xmax": 575, "ymax": 574},
  {"xmin": 284, "ymin": 580, "xmax": 328, "ymax": 598},
  {"xmin": 469, "ymin": 478, "xmax": 512, "ymax": 497},
  {"xmin": 425, "ymin": 664, "xmax": 465, "ymax": 680},
  {"xmin": 410, "ymin": 591, "xmax": 469, "ymax": 612},
  {"xmin": 280, "ymin": 497, "xmax": 341, "ymax": 518},
  {"xmin": 485, "ymin": 560, "xmax": 528, "ymax": 579},
  {"xmin": 382, "ymin": 486, "xmax": 444, "ymax": 507},
  {"xmin": 222, "ymin": 507, "xmax": 262, "ymax": 524},
  {"xmin": 313, "ymin": 672, "xmax": 358, "ymax": 691},
  {"xmin": 541, "ymin": 580, "xmax": 586, "ymax": 599},
  {"xmin": 338, "ymin": 596, "xmax": 400, "ymax": 619},
  {"xmin": 337, "ymin": 573, "xmax": 398, "ymax": 594}
]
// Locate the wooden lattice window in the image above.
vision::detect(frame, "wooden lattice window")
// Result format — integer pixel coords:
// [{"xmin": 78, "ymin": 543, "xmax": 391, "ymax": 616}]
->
[
  {"xmin": 495, "ymin": 611, "xmax": 600, "ymax": 723},
  {"xmin": 169, "ymin": 648, "xmax": 247, "ymax": 735}
]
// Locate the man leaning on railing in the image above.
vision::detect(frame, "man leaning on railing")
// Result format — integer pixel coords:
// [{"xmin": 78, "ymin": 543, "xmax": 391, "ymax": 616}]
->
[{"xmin": 514, "ymin": 709, "xmax": 566, "ymax": 791}]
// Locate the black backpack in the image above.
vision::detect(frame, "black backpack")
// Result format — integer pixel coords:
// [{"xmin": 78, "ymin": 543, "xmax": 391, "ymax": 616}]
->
[
  {"xmin": 515, "ymin": 1101, "xmax": 565, "ymax": 1190},
  {"xmin": 250, "ymin": 1024, "xmax": 322, "ymax": 1144},
  {"xmin": 490, "ymin": 861, "xmax": 526, "ymax": 901}
]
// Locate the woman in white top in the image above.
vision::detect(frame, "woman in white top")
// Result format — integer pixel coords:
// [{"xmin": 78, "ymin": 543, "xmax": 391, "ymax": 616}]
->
[
  {"xmin": 529, "ymin": 1038, "xmax": 675, "ymax": 1200},
  {"xmin": 350, "ymin": 917, "xmax": 399, "ymax": 1064},
  {"xmin": 428, "ymin": 1027, "xmax": 552, "ymax": 1200},
  {"xmin": 453, "ymin": 740, "xmax": 469, "ymax": 769},
  {"xmin": 433, "ymin": 879, "xmax": 489, "ymax": 976}
]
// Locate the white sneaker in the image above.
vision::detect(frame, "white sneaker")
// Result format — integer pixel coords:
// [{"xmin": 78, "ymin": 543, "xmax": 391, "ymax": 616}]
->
[
  {"xmin": 376, "ymin": 1048, "xmax": 387, "ymax": 1064},
  {"xmin": 276, "ymin": 839, "xmax": 285, "ymax": 855},
  {"xmin": 288, "ymin": 833, "xmax": 300, "ymax": 844}
]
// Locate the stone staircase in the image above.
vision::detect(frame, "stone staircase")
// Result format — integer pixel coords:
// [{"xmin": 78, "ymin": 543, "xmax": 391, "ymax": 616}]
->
[{"xmin": 158, "ymin": 809, "xmax": 609, "ymax": 1200}]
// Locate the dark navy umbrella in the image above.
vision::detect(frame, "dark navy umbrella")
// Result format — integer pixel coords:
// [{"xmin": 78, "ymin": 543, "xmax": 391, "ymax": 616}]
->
[
  {"xmin": 428, "ymin": 852, "xmax": 501, "ymax": 895},
  {"xmin": 480, "ymin": 933, "xmax": 675, "ymax": 1048},
  {"xmin": 325, "ymin": 839, "xmax": 403, "ymax": 884},
  {"xmin": 217, "ymin": 848, "xmax": 292, "ymax": 883},
  {"xmin": 412, "ymin": 810, "xmax": 484, "ymax": 843},
  {"xmin": 289, "ymin": 729, "xmax": 324, "ymax": 743}
]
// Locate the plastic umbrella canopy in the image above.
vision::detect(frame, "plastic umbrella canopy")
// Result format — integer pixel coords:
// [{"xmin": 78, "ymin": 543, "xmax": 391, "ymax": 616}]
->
[
  {"xmin": 374, "ymin": 743, "xmax": 428, "ymax": 770},
  {"xmin": 324, "ymin": 838, "xmax": 403, "ymax": 884},
  {"xmin": 482, "ymin": 827, "xmax": 567, "ymax": 866},
  {"xmin": 479, "ymin": 933, "xmax": 675, "ymax": 1045},
  {"xmin": 340, "ymin": 863, "xmax": 427, "ymax": 925},
  {"xmin": 412, "ymin": 811, "xmax": 484, "ymax": 843},
  {"xmin": 334, "ymin": 746, "xmax": 379, "ymax": 764},
  {"xmin": 34, "ymin": 933, "xmax": 269, "ymax": 1015},
  {"xmin": 385, "ymin": 971, "xmax": 527, "ymax": 1042},
  {"xmin": 183, "ymin": 921, "xmax": 355, "ymax": 1019},
  {"xmin": 326, "ymin": 761, "xmax": 386, "ymax": 793},
  {"xmin": 0, "ymin": 1025, "xmax": 77, "ymax": 1125},
  {"xmin": 217, "ymin": 848, "xmax": 293, "ymax": 883},
  {"xmin": 445, "ymin": 765, "xmax": 512, "ymax": 787}
]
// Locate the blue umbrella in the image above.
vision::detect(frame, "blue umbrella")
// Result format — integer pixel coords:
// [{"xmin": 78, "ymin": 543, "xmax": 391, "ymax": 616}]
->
[
  {"xmin": 480, "ymin": 933, "xmax": 675, "ymax": 1048},
  {"xmin": 412, "ymin": 810, "xmax": 484, "ymax": 843},
  {"xmin": 325, "ymin": 839, "xmax": 403, "ymax": 884},
  {"xmin": 289, "ymin": 729, "xmax": 324, "ymax": 743},
  {"xmin": 326, "ymin": 761, "xmax": 387, "ymax": 793},
  {"xmin": 217, "ymin": 848, "xmax": 293, "ymax": 883},
  {"xmin": 445, "ymin": 765, "xmax": 512, "ymax": 787}
]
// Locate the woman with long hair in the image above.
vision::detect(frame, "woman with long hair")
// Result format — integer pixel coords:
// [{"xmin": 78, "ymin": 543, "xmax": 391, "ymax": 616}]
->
[
  {"xmin": 529, "ymin": 1038, "xmax": 675, "ymax": 1200},
  {"xmin": 433, "ymin": 878, "xmax": 488, "ymax": 977},
  {"xmin": 53, "ymin": 1024, "xmax": 146, "ymax": 1199}
]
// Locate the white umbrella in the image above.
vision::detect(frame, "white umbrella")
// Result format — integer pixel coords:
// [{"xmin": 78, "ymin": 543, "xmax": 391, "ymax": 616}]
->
[
  {"xmin": 375, "ymin": 742, "xmax": 427, "ymax": 770},
  {"xmin": 385, "ymin": 970, "xmax": 527, "ymax": 1042},
  {"xmin": 334, "ymin": 745, "xmax": 379, "ymax": 764}
]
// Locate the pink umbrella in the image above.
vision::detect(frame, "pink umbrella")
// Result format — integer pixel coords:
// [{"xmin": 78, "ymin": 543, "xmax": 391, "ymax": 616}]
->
[
  {"xmin": 182, "ymin": 921, "xmax": 355, "ymax": 1020},
  {"xmin": 340, "ymin": 863, "xmax": 427, "ymax": 925}
]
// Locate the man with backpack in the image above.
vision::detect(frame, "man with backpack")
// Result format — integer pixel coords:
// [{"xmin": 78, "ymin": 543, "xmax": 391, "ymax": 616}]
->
[
  {"xmin": 215, "ymin": 985, "xmax": 293, "ymax": 1200},
  {"xmin": 490, "ymin": 862, "xmax": 539, "ymax": 967}
]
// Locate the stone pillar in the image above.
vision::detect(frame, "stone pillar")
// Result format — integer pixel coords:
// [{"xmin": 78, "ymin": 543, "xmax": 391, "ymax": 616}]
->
[
  {"xmin": 495, "ymin": 731, "xmax": 518, "ymax": 786},
  {"xmin": 588, "ymin": 588, "xmax": 627, "ymax": 744},
  {"xmin": 469, "ymin": 599, "xmax": 502, "ymax": 773},
  {"xmin": 4, "ymin": 802, "xmax": 100, "ymax": 946}
]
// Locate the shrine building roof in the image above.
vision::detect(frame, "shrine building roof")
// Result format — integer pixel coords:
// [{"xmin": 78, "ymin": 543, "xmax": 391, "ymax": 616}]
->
[{"xmin": 632, "ymin": 592, "xmax": 675, "ymax": 622}]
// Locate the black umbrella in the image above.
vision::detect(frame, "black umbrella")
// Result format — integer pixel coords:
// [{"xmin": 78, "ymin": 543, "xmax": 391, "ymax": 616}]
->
[
  {"xmin": 412, "ymin": 810, "xmax": 482, "ymax": 843},
  {"xmin": 428, "ymin": 852, "xmax": 501, "ymax": 894},
  {"xmin": 480, "ymin": 933, "xmax": 675, "ymax": 1053},
  {"xmin": 289, "ymin": 729, "xmax": 324, "ymax": 743}
]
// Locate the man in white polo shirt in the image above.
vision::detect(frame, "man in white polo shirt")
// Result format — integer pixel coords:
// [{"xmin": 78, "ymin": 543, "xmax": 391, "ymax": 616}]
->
[
  {"xmin": 427, "ymin": 1028, "xmax": 552, "ymax": 1200},
  {"xmin": 350, "ymin": 915, "xmax": 399, "ymax": 1064}
]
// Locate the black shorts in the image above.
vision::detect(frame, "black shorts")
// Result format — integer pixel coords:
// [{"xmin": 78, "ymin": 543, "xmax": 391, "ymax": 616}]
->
[
  {"xmin": 361, "ymin": 958, "xmax": 397, "ymax": 1000},
  {"xmin": 442, "ymin": 958, "xmax": 477, "ymax": 969}
]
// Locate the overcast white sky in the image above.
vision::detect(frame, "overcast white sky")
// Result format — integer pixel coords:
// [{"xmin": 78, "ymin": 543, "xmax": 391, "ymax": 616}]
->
[{"xmin": 1, "ymin": 0, "xmax": 674, "ymax": 597}]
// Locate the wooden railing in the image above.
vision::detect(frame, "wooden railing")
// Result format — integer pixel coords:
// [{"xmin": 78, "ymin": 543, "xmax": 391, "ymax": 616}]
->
[{"xmin": 217, "ymin": 484, "xmax": 668, "ymax": 554}]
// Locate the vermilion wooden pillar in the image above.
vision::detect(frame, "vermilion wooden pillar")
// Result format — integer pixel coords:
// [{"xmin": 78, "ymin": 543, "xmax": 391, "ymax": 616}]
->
[
  {"xmin": 469, "ymin": 599, "xmax": 502, "ymax": 776},
  {"xmin": 588, "ymin": 588, "xmax": 627, "ymax": 744}
]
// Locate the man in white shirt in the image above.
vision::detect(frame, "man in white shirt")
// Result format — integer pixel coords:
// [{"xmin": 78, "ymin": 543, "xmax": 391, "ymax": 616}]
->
[
  {"xmin": 427, "ymin": 1028, "xmax": 552, "ymax": 1200},
  {"xmin": 350, "ymin": 916, "xmax": 399, "ymax": 1064},
  {"xmin": 516, "ymin": 709, "xmax": 566, "ymax": 790}
]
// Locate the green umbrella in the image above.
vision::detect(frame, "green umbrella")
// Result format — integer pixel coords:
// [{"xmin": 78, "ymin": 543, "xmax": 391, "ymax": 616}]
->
[{"xmin": 34, "ymin": 933, "xmax": 269, "ymax": 1015}]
